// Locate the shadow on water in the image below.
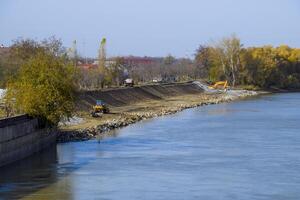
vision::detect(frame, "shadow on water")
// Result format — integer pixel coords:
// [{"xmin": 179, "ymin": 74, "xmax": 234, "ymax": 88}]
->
[
  {"xmin": 0, "ymin": 145, "xmax": 59, "ymax": 199},
  {"xmin": 0, "ymin": 129, "xmax": 122, "ymax": 200},
  {"xmin": 0, "ymin": 143, "xmax": 94, "ymax": 200}
]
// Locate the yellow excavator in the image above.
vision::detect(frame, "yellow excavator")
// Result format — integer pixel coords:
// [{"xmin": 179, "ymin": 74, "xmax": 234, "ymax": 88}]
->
[
  {"xmin": 208, "ymin": 81, "xmax": 229, "ymax": 90},
  {"xmin": 91, "ymin": 100, "xmax": 110, "ymax": 117}
]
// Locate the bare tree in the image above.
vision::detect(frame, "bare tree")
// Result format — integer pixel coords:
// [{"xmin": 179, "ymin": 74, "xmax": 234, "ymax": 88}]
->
[{"xmin": 213, "ymin": 34, "xmax": 242, "ymax": 86}]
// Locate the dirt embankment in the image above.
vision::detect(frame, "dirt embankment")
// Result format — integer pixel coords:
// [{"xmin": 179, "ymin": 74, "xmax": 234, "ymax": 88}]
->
[
  {"xmin": 58, "ymin": 82, "xmax": 259, "ymax": 142},
  {"xmin": 76, "ymin": 83, "xmax": 204, "ymax": 111}
]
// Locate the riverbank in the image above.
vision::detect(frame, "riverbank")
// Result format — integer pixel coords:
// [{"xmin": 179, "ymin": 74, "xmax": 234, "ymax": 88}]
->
[{"xmin": 58, "ymin": 83, "xmax": 260, "ymax": 142}]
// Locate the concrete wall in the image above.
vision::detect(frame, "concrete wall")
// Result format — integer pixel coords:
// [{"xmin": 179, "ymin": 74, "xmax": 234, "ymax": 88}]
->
[{"xmin": 0, "ymin": 115, "xmax": 56, "ymax": 167}]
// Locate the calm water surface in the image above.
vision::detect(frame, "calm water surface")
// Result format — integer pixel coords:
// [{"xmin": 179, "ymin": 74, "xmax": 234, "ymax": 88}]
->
[{"xmin": 1, "ymin": 93, "xmax": 300, "ymax": 200}]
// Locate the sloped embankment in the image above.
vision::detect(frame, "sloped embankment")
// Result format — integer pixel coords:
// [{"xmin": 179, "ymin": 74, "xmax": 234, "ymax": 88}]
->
[
  {"xmin": 76, "ymin": 83, "xmax": 204, "ymax": 111},
  {"xmin": 59, "ymin": 83, "xmax": 259, "ymax": 142}
]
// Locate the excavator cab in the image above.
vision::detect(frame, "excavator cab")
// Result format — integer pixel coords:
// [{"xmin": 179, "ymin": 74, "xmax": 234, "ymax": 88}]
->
[{"xmin": 91, "ymin": 100, "xmax": 110, "ymax": 117}]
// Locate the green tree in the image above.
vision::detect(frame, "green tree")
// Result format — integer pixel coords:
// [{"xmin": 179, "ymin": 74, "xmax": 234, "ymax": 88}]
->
[
  {"xmin": 6, "ymin": 50, "xmax": 76, "ymax": 126},
  {"xmin": 194, "ymin": 45, "xmax": 212, "ymax": 78},
  {"xmin": 98, "ymin": 38, "xmax": 107, "ymax": 71}
]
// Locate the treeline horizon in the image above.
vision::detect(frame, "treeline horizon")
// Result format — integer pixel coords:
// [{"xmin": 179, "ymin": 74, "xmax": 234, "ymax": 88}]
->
[
  {"xmin": 195, "ymin": 35, "xmax": 300, "ymax": 90},
  {"xmin": 1, "ymin": 35, "xmax": 299, "ymax": 123},
  {"xmin": 1, "ymin": 35, "xmax": 300, "ymax": 90}
]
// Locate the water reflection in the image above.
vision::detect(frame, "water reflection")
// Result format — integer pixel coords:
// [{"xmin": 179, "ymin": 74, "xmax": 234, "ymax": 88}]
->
[
  {"xmin": 0, "ymin": 145, "xmax": 61, "ymax": 199},
  {"xmin": 96, "ymin": 128, "xmax": 121, "ymax": 141},
  {"xmin": 204, "ymin": 106, "xmax": 260, "ymax": 116},
  {"xmin": 0, "ymin": 143, "xmax": 95, "ymax": 199}
]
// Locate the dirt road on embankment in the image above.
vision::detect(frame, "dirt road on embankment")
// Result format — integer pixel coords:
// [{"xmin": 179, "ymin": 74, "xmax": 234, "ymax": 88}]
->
[{"xmin": 58, "ymin": 82, "xmax": 259, "ymax": 142}]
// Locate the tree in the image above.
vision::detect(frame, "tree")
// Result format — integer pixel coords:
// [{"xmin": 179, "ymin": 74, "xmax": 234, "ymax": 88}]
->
[
  {"xmin": 67, "ymin": 40, "xmax": 78, "ymax": 65},
  {"xmin": 96, "ymin": 38, "xmax": 108, "ymax": 88},
  {"xmin": 164, "ymin": 54, "xmax": 176, "ymax": 65},
  {"xmin": 213, "ymin": 34, "xmax": 243, "ymax": 86},
  {"xmin": 5, "ymin": 38, "xmax": 76, "ymax": 126},
  {"xmin": 98, "ymin": 37, "xmax": 107, "ymax": 72},
  {"xmin": 108, "ymin": 57, "xmax": 125, "ymax": 86},
  {"xmin": 76, "ymin": 68, "xmax": 104, "ymax": 90},
  {"xmin": 0, "ymin": 39, "xmax": 42, "ymax": 88},
  {"xmin": 10, "ymin": 38, "xmax": 44, "ymax": 62},
  {"xmin": 195, "ymin": 45, "xmax": 212, "ymax": 78},
  {"xmin": 196, "ymin": 37, "xmax": 300, "ymax": 89},
  {"xmin": 246, "ymin": 46, "xmax": 278, "ymax": 88},
  {"xmin": 0, "ymin": 58, "xmax": 15, "ymax": 88}
]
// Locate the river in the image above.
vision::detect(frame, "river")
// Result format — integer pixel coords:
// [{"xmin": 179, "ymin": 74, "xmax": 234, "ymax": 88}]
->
[{"xmin": 1, "ymin": 93, "xmax": 300, "ymax": 200}]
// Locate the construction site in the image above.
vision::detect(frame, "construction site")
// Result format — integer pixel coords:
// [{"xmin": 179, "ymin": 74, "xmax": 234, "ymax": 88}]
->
[{"xmin": 57, "ymin": 81, "xmax": 258, "ymax": 142}]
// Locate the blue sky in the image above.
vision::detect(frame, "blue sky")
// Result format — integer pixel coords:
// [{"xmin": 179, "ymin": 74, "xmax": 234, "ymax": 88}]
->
[{"xmin": 1, "ymin": 0, "xmax": 300, "ymax": 58}]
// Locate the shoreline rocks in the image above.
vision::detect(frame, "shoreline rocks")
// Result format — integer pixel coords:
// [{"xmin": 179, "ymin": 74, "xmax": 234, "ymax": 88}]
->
[{"xmin": 57, "ymin": 90, "xmax": 259, "ymax": 143}]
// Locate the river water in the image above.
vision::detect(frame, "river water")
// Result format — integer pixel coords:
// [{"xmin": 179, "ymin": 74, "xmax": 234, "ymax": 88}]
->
[{"xmin": 1, "ymin": 93, "xmax": 300, "ymax": 200}]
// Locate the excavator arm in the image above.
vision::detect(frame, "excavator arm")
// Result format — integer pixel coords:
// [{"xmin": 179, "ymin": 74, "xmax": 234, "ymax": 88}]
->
[{"xmin": 208, "ymin": 81, "xmax": 229, "ymax": 90}]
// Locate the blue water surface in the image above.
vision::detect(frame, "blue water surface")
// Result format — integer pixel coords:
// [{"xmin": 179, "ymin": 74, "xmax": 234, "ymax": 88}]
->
[{"xmin": 1, "ymin": 93, "xmax": 300, "ymax": 200}]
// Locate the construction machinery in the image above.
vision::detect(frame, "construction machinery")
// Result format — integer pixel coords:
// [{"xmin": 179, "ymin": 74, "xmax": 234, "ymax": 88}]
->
[
  {"xmin": 208, "ymin": 81, "xmax": 229, "ymax": 90},
  {"xmin": 91, "ymin": 100, "xmax": 110, "ymax": 117},
  {"xmin": 124, "ymin": 78, "xmax": 134, "ymax": 87}
]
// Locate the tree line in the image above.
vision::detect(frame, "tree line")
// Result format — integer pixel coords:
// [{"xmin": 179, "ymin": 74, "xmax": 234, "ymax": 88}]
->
[
  {"xmin": 1, "ymin": 35, "xmax": 300, "ymax": 124},
  {"xmin": 195, "ymin": 35, "xmax": 300, "ymax": 89},
  {"xmin": 75, "ymin": 49, "xmax": 198, "ymax": 90}
]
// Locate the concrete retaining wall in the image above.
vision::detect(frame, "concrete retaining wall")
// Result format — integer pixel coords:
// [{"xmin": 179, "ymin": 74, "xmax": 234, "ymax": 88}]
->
[{"xmin": 0, "ymin": 115, "xmax": 56, "ymax": 167}]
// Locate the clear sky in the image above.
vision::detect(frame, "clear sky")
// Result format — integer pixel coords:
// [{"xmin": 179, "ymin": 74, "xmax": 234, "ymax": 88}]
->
[{"xmin": 1, "ymin": 0, "xmax": 300, "ymax": 58}]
